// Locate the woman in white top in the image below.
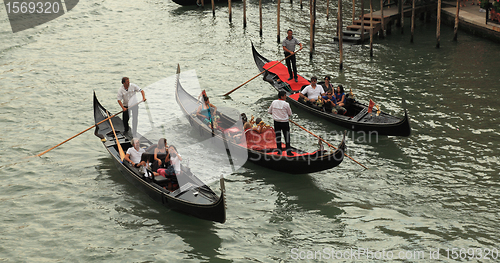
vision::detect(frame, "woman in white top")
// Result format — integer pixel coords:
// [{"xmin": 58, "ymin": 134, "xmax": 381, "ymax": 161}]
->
[{"xmin": 168, "ymin": 145, "xmax": 183, "ymax": 175}]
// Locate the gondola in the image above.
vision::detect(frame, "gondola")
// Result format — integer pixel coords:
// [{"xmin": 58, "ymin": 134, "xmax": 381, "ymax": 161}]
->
[
  {"xmin": 251, "ymin": 43, "xmax": 411, "ymax": 137},
  {"xmin": 172, "ymin": 0, "xmax": 240, "ymax": 6},
  {"xmin": 93, "ymin": 93, "xmax": 226, "ymax": 223},
  {"xmin": 175, "ymin": 71, "xmax": 346, "ymax": 174}
]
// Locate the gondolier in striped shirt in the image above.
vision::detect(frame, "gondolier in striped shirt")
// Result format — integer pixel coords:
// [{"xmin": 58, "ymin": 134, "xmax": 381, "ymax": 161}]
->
[
  {"xmin": 268, "ymin": 90, "xmax": 293, "ymax": 152},
  {"xmin": 282, "ymin": 29, "xmax": 303, "ymax": 82}
]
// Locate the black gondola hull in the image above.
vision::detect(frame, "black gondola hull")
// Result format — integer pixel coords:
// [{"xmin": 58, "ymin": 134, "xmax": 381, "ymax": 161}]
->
[
  {"xmin": 188, "ymin": 117, "xmax": 345, "ymax": 174},
  {"xmin": 176, "ymin": 76, "xmax": 345, "ymax": 174},
  {"xmin": 286, "ymin": 97, "xmax": 411, "ymax": 137},
  {"xmin": 107, "ymin": 148, "xmax": 226, "ymax": 222},
  {"xmin": 251, "ymin": 43, "xmax": 411, "ymax": 137},
  {"xmin": 94, "ymin": 93, "xmax": 226, "ymax": 223}
]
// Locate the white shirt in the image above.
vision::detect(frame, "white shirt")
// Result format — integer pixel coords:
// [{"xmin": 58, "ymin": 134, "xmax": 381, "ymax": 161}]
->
[
  {"xmin": 117, "ymin": 83, "xmax": 141, "ymax": 107},
  {"xmin": 268, "ymin": 99, "xmax": 292, "ymax": 122},
  {"xmin": 170, "ymin": 155, "xmax": 181, "ymax": 174},
  {"xmin": 301, "ymin": 85, "xmax": 325, "ymax": 100},
  {"xmin": 126, "ymin": 147, "xmax": 145, "ymax": 164}
]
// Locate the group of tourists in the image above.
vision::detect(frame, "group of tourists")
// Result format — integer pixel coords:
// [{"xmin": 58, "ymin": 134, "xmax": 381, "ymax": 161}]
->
[
  {"xmin": 116, "ymin": 77, "xmax": 181, "ymax": 191},
  {"xmin": 299, "ymin": 76, "xmax": 347, "ymax": 114},
  {"xmin": 122, "ymin": 136, "xmax": 182, "ymax": 191},
  {"xmin": 187, "ymin": 82, "xmax": 343, "ymax": 156}
]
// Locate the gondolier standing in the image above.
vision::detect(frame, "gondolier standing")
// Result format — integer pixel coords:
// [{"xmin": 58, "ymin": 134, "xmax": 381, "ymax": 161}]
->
[
  {"xmin": 117, "ymin": 77, "xmax": 146, "ymax": 137},
  {"xmin": 268, "ymin": 90, "xmax": 293, "ymax": 152},
  {"xmin": 282, "ymin": 29, "xmax": 303, "ymax": 82}
]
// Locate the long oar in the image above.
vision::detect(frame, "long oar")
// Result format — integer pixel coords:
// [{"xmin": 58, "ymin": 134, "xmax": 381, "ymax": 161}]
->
[
  {"xmin": 35, "ymin": 100, "xmax": 144, "ymax": 158},
  {"xmin": 144, "ymin": 100, "xmax": 155, "ymax": 128},
  {"xmin": 223, "ymin": 47, "xmax": 303, "ymax": 96},
  {"xmin": 288, "ymin": 119, "xmax": 368, "ymax": 170},
  {"xmin": 107, "ymin": 110, "xmax": 126, "ymax": 162}
]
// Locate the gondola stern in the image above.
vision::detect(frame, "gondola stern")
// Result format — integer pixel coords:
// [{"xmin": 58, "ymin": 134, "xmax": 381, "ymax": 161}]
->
[
  {"xmin": 93, "ymin": 92, "xmax": 104, "ymax": 139},
  {"xmin": 335, "ymin": 130, "xmax": 347, "ymax": 163},
  {"xmin": 400, "ymin": 103, "xmax": 412, "ymax": 137},
  {"xmin": 218, "ymin": 175, "xmax": 227, "ymax": 223}
]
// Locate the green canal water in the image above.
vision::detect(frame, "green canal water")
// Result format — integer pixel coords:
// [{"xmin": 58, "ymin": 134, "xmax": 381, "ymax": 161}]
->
[{"xmin": 1, "ymin": 0, "xmax": 499, "ymax": 261}]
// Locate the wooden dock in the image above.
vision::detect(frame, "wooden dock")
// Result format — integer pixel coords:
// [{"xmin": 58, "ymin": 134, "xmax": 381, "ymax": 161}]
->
[{"xmin": 334, "ymin": 2, "xmax": 437, "ymax": 44}]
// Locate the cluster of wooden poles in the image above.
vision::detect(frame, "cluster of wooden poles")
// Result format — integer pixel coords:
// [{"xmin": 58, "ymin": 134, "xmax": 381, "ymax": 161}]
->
[{"xmin": 201, "ymin": 0, "xmax": 465, "ymax": 69}]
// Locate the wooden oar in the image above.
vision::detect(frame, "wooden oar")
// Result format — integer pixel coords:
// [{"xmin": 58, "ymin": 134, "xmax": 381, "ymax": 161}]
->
[
  {"xmin": 144, "ymin": 100, "xmax": 155, "ymax": 128},
  {"xmin": 107, "ymin": 110, "xmax": 126, "ymax": 162},
  {"xmin": 288, "ymin": 119, "xmax": 368, "ymax": 170},
  {"xmin": 223, "ymin": 47, "xmax": 303, "ymax": 96},
  {"xmin": 35, "ymin": 100, "xmax": 144, "ymax": 158}
]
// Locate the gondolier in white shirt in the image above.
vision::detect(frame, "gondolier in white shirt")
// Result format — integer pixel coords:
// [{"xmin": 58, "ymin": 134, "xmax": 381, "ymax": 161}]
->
[
  {"xmin": 268, "ymin": 90, "xmax": 293, "ymax": 152},
  {"xmin": 117, "ymin": 77, "xmax": 146, "ymax": 137}
]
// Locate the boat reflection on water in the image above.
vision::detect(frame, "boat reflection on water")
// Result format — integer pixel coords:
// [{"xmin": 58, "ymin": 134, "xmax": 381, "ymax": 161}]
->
[
  {"xmin": 238, "ymin": 167, "xmax": 345, "ymax": 222},
  {"xmin": 95, "ymin": 156, "xmax": 229, "ymax": 261}
]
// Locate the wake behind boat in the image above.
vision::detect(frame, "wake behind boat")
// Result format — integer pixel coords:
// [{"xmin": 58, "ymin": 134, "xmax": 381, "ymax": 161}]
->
[
  {"xmin": 93, "ymin": 93, "xmax": 226, "ymax": 223},
  {"xmin": 175, "ymin": 70, "xmax": 346, "ymax": 174},
  {"xmin": 252, "ymin": 43, "xmax": 411, "ymax": 137}
]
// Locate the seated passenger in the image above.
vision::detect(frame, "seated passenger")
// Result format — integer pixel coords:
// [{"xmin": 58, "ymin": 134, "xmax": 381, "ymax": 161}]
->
[
  {"xmin": 252, "ymin": 118, "xmax": 271, "ymax": 134},
  {"xmin": 321, "ymin": 92, "xmax": 338, "ymax": 114},
  {"xmin": 243, "ymin": 121, "xmax": 252, "ymax": 130},
  {"xmin": 157, "ymin": 145, "xmax": 182, "ymax": 191},
  {"xmin": 322, "ymin": 76, "xmax": 334, "ymax": 94},
  {"xmin": 168, "ymin": 145, "xmax": 182, "ymax": 176},
  {"xmin": 240, "ymin": 113, "xmax": 248, "ymax": 126},
  {"xmin": 299, "ymin": 76, "xmax": 325, "ymax": 104},
  {"xmin": 196, "ymin": 91, "xmax": 217, "ymax": 128},
  {"xmin": 252, "ymin": 117, "xmax": 262, "ymax": 130},
  {"xmin": 151, "ymin": 138, "xmax": 169, "ymax": 172},
  {"xmin": 124, "ymin": 138, "xmax": 147, "ymax": 172},
  {"xmin": 335, "ymin": 85, "xmax": 346, "ymax": 108}
]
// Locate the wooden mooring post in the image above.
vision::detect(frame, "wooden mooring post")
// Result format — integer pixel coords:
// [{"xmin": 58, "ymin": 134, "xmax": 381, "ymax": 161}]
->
[
  {"xmin": 436, "ymin": 0, "xmax": 441, "ymax": 48},
  {"xmin": 411, "ymin": 0, "xmax": 415, "ymax": 42},
  {"xmin": 453, "ymin": 0, "xmax": 460, "ymax": 41},
  {"xmin": 277, "ymin": 0, "xmax": 281, "ymax": 43},
  {"xmin": 259, "ymin": 0, "xmax": 263, "ymax": 36},
  {"xmin": 400, "ymin": 0, "xmax": 404, "ymax": 34},
  {"xmin": 310, "ymin": 0, "xmax": 316, "ymax": 59},
  {"xmin": 380, "ymin": 0, "xmax": 385, "ymax": 38},
  {"xmin": 338, "ymin": 0, "xmax": 343, "ymax": 70},
  {"xmin": 327, "ymin": 0, "xmax": 330, "ymax": 20},
  {"xmin": 370, "ymin": 0, "xmax": 374, "ymax": 57},
  {"xmin": 229, "ymin": 0, "xmax": 232, "ymax": 23},
  {"xmin": 397, "ymin": 0, "xmax": 402, "ymax": 27},
  {"xmin": 211, "ymin": 0, "xmax": 215, "ymax": 17},
  {"xmin": 243, "ymin": 0, "xmax": 247, "ymax": 28}
]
